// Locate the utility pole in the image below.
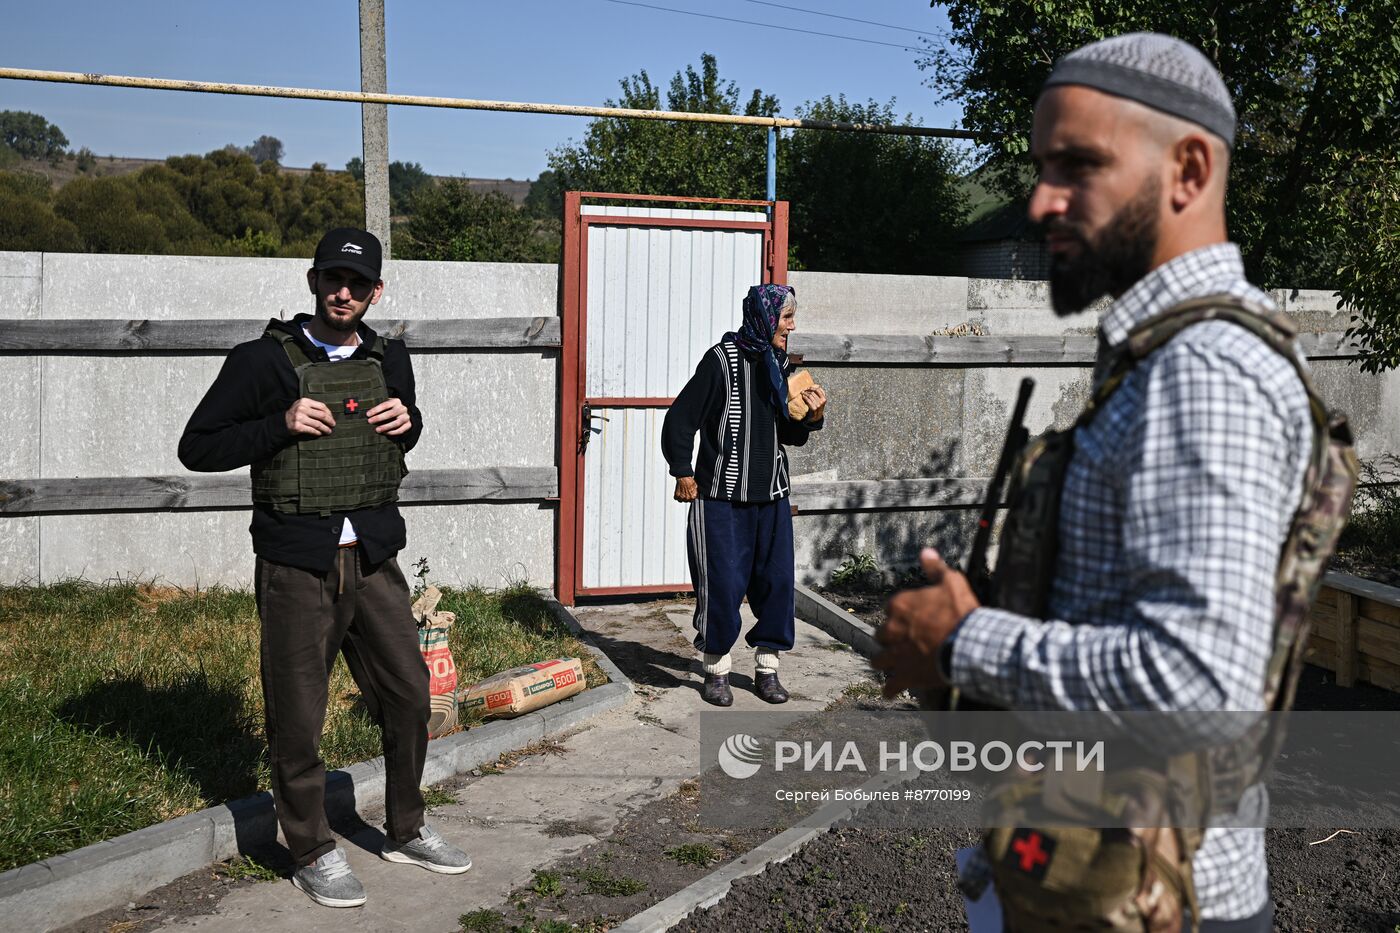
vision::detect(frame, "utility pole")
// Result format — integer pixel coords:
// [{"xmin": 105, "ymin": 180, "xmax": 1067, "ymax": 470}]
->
[{"xmin": 359, "ymin": 0, "xmax": 391, "ymax": 252}]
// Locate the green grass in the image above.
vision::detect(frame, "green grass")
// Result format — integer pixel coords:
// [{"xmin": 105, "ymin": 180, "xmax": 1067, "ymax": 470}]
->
[
  {"xmin": 0, "ymin": 579, "xmax": 605, "ymax": 873},
  {"xmin": 422, "ymin": 784, "xmax": 457, "ymax": 809},
  {"xmin": 841, "ymin": 679, "xmax": 883, "ymax": 700},
  {"xmin": 531, "ymin": 869, "xmax": 564, "ymax": 897},
  {"xmin": 565, "ymin": 865, "xmax": 648, "ymax": 897},
  {"xmin": 217, "ymin": 854, "xmax": 282, "ymax": 882},
  {"xmin": 459, "ymin": 909, "xmax": 508, "ymax": 933},
  {"xmin": 663, "ymin": 842, "xmax": 720, "ymax": 867}
]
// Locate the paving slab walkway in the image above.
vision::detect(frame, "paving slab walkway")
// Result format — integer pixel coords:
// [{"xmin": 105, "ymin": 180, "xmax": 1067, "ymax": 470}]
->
[{"xmin": 80, "ymin": 598, "xmax": 871, "ymax": 933}]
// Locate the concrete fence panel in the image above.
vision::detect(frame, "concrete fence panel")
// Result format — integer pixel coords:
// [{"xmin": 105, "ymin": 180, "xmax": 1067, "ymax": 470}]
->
[{"xmin": 3, "ymin": 250, "xmax": 1396, "ymax": 591}]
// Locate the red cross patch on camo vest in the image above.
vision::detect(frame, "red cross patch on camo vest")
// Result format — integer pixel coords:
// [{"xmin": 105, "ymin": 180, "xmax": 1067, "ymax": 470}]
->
[
  {"xmin": 343, "ymin": 397, "xmax": 361, "ymax": 416},
  {"xmin": 1004, "ymin": 828, "xmax": 1055, "ymax": 881}
]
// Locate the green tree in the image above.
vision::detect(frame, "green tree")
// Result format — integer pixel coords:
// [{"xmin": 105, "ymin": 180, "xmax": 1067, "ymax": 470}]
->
[
  {"xmin": 396, "ymin": 180, "xmax": 556, "ymax": 263},
  {"xmin": 388, "ymin": 161, "xmax": 432, "ymax": 214},
  {"xmin": 346, "ymin": 158, "xmax": 434, "ymax": 215},
  {"xmin": 1323, "ymin": 154, "xmax": 1400, "ymax": 371},
  {"xmin": 523, "ymin": 168, "xmax": 564, "ymax": 220},
  {"xmin": 922, "ymin": 1, "xmax": 1400, "ymax": 368},
  {"xmin": 780, "ymin": 97, "xmax": 967, "ymax": 273},
  {"xmin": 0, "ymin": 111, "xmax": 69, "ymax": 161},
  {"xmin": 548, "ymin": 53, "xmax": 777, "ymax": 199},
  {"xmin": 0, "ymin": 172, "xmax": 81, "ymax": 251},
  {"xmin": 246, "ymin": 135, "xmax": 284, "ymax": 165},
  {"xmin": 1, "ymin": 147, "xmax": 362, "ymax": 257},
  {"xmin": 54, "ymin": 174, "xmax": 208, "ymax": 254}
]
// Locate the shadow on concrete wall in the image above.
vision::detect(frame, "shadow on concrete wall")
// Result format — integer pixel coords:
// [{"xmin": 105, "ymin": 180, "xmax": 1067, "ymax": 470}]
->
[{"xmin": 799, "ymin": 438, "xmax": 979, "ymax": 587}]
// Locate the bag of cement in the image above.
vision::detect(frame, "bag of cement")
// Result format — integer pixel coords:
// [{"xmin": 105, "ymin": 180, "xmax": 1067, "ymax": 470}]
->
[
  {"xmin": 460, "ymin": 657, "xmax": 586, "ymax": 719},
  {"xmin": 412, "ymin": 586, "xmax": 459, "ymax": 738}
]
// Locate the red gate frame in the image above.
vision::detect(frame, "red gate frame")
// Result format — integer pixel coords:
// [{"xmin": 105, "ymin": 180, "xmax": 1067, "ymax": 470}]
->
[{"xmin": 556, "ymin": 192, "xmax": 789, "ymax": 604}]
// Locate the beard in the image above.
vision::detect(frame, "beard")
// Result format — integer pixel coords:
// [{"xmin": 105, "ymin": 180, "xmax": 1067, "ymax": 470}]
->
[
  {"xmin": 1046, "ymin": 177, "xmax": 1160, "ymax": 316},
  {"xmin": 315, "ymin": 296, "xmax": 368, "ymax": 333}
]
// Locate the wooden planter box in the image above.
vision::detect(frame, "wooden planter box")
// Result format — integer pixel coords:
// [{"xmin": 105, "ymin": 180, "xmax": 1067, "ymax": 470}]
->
[{"xmin": 1302, "ymin": 571, "xmax": 1400, "ymax": 689}]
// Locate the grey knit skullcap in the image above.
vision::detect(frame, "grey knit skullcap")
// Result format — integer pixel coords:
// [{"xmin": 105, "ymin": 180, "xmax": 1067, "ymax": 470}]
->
[{"xmin": 1043, "ymin": 32, "xmax": 1236, "ymax": 148}]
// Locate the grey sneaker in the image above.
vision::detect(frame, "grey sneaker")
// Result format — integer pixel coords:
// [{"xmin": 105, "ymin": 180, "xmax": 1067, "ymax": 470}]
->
[
  {"xmin": 291, "ymin": 848, "xmax": 366, "ymax": 908},
  {"xmin": 380, "ymin": 824, "xmax": 472, "ymax": 874}
]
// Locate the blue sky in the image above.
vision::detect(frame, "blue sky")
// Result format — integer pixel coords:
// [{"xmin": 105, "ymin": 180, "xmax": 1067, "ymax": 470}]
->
[{"xmin": 2, "ymin": 0, "xmax": 962, "ymax": 180}]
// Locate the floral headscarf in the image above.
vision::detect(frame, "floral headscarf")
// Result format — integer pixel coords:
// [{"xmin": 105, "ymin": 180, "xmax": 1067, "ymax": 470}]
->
[{"xmin": 725, "ymin": 283, "xmax": 795, "ymax": 420}]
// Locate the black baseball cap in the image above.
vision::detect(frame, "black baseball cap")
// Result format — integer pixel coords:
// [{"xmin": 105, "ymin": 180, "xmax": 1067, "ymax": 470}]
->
[{"xmin": 312, "ymin": 227, "xmax": 382, "ymax": 280}]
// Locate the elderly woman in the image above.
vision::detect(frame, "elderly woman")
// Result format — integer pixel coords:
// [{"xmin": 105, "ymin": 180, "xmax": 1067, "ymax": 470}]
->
[{"xmin": 661, "ymin": 284, "xmax": 827, "ymax": 706}]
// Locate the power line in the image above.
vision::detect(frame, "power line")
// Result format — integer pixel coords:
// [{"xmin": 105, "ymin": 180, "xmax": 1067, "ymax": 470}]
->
[
  {"xmin": 598, "ymin": 0, "xmax": 930, "ymax": 54},
  {"xmin": 739, "ymin": 0, "xmax": 943, "ymax": 39}
]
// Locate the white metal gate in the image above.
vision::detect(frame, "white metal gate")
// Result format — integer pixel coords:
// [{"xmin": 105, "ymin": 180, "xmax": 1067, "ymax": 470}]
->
[{"xmin": 557, "ymin": 194, "xmax": 788, "ymax": 603}]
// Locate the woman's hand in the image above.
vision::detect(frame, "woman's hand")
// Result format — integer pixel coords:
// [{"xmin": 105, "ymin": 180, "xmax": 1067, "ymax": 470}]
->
[
  {"xmin": 801, "ymin": 386, "xmax": 827, "ymax": 422},
  {"xmin": 674, "ymin": 477, "xmax": 699, "ymax": 502}
]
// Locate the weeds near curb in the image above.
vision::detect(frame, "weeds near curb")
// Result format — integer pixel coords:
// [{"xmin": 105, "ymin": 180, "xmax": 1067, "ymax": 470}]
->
[
  {"xmin": 216, "ymin": 854, "xmax": 281, "ymax": 883},
  {"xmin": 531, "ymin": 869, "xmax": 564, "ymax": 897},
  {"xmin": 422, "ymin": 785, "xmax": 457, "ymax": 809},
  {"xmin": 566, "ymin": 865, "xmax": 648, "ymax": 897},
  {"xmin": 480, "ymin": 737, "xmax": 569, "ymax": 776},
  {"xmin": 458, "ymin": 909, "xmax": 507, "ymax": 932},
  {"xmin": 664, "ymin": 842, "xmax": 720, "ymax": 867}
]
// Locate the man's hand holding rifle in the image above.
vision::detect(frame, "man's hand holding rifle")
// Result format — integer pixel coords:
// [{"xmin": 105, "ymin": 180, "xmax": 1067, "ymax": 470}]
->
[{"xmin": 873, "ymin": 378, "xmax": 1034, "ymax": 703}]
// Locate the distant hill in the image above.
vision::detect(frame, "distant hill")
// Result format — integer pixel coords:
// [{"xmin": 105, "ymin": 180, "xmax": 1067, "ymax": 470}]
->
[{"xmin": 8, "ymin": 154, "xmax": 532, "ymax": 205}]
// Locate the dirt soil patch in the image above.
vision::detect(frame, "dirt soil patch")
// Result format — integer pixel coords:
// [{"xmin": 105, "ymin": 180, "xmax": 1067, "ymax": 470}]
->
[
  {"xmin": 459, "ymin": 778, "xmax": 772, "ymax": 933},
  {"xmin": 685, "ymin": 585, "xmax": 1400, "ymax": 932}
]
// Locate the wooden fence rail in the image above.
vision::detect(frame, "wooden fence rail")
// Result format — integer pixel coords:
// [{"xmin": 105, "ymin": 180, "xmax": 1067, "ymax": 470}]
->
[
  {"xmin": 1, "ymin": 320, "xmax": 1357, "ymax": 361},
  {"xmin": 0, "ymin": 317, "xmax": 562, "ymax": 352},
  {"xmin": 1303, "ymin": 572, "xmax": 1400, "ymax": 690},
  {"xmin": 792, "ymin": 331, "xmax": 1360, "ymax": 365},
  {"xmin": 0, "ymin": 467, "xmax": 558, "ymax": 514},
  {"xmin": 0, "ymin": 474, "xmax": 995, "ymax": 516},
  {"xmin": 789, "ymin": 477, "xmax": 990, "ymax": 511}
]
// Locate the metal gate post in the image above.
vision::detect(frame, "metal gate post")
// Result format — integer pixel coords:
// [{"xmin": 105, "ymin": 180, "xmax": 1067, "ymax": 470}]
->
[{"xmin": 766, "ymin": 127, "xmax": 777, "ymax": 213}]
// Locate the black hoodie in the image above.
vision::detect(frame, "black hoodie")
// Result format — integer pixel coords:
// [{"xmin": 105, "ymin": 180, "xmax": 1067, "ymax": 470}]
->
[{"xmin": 178, "ymin": 313, "xmax": 423, "ymax": 572}]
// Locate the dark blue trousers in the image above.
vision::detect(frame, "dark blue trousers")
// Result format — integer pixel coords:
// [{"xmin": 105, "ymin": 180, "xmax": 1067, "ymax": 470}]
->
[{"xmin": 687, "ymin": 497, "xmax": 795, "ymax": 656}]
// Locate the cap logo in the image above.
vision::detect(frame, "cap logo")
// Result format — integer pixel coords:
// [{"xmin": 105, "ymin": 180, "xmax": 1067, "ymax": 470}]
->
[{"xmin": 340, "ymin": 242, "xmax": 364, "ymax": 255}]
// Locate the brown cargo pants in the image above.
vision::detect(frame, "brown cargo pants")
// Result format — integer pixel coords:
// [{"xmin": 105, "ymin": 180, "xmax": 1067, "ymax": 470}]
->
[{"xmin": 254, "ymin": 546, "xmax": 430, "ymax": 867}]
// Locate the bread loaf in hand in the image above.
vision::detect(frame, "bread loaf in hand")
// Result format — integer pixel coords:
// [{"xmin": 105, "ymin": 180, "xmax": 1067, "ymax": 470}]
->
[{"xmin": 787, "ymin": 370, "xmax": 816, "ymax": 420}]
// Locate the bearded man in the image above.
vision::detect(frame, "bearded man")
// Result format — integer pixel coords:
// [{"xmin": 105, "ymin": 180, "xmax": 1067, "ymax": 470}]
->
[
  {"xmin": 179, "ymin": 228, "xmax": 471, "ymax": 909},
  {"xmin": 875, "ymin": 34, "xmax": 1326, "ymax": 932}
]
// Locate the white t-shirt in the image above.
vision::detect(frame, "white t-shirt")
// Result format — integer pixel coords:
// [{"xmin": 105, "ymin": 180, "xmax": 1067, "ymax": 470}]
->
[{"xmin": 303, "ymin": 326, "xmax": 360, "ymax": 546}]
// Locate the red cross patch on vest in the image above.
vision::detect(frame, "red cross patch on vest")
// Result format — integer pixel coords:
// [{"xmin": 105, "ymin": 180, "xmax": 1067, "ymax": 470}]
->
[
  {"xmin": 1004, "ymin": 828, "xmax": 1054, "ymax": 881},
  {"xmin": 343, "ymin": 397, "xmax": 361, "ymax": 416}
]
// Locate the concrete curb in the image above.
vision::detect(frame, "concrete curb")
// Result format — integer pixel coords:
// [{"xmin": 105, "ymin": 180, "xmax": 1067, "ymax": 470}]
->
[
  {"xmin": 794, "ymin": 582, "xmax": 880, "ymax": 658},
  {"xmin": 612, "ymin": 591, "xmax": 893, "ymax": 933},
  {"xmin": 1, "ymin": 599, "xmax": 634, "ymax": 933},
  {"xmin": 610, "ymin": 770, "xmax": 908, "ymax": 933}
]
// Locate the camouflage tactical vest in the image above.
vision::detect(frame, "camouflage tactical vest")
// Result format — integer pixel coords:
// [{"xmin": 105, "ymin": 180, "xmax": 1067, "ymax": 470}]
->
[
  {"xmin": 250, "ymin": 325, "xmax": 407, "ymax": 516},
  {"xmin": 978, "ymin": 295, "xmax": 1358, "ymax": 932}
]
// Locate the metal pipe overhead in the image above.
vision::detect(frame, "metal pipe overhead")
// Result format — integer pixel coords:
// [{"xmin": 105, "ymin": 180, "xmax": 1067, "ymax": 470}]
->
[{"xmin": 0, "ymin": 67, "xmax": 978, "ymax": 140}]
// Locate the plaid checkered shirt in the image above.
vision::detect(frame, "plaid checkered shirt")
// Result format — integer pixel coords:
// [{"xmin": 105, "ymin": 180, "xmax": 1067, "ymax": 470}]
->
[{"xmin": 949, "ymin": 242, "xmax": 1313, "ymax": 921}]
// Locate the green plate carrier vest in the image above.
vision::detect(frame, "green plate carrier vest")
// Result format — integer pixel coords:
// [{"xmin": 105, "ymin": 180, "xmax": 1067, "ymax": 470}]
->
[
  {"xmin": 250, "ymin": 326, "xmax": 407, "ymax": 516},
  {"xmin": 974, "ymin": 295, "xmax": 1359, "ymax": 933}
]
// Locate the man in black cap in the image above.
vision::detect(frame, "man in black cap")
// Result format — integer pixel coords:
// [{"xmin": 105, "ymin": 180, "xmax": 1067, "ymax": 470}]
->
[{"xmin": 180, "ymin": 227, "xmax": 471, "ymax": 908}]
